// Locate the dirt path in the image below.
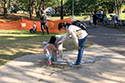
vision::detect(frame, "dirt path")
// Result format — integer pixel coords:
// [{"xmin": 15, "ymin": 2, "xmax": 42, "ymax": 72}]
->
[{"xmin": 0, "ymin": 44, "xmax": 124, "ymax": 83}]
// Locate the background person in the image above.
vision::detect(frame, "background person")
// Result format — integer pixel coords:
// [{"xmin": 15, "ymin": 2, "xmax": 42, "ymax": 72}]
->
[
  {"xmin": 89, "ymin": 14, "xmax": 93, "ymax": 26},
  {"xmin": 29, "ymin": 22, "xmax": 37, "ymax": 33},
  {"xmin": 93, "ymin": 11, "xmax": 97, "ymax": 28},
  {"xmin": 58, "ymin": 22, "xmax": 88, "ymax": 67},
  {"xmin": 98, "ymin": 11, "xmax": 102, "ymax": 24},
  {"xmin": 40, "ymin": 10, "xmax": 49, "ymax": 35}
]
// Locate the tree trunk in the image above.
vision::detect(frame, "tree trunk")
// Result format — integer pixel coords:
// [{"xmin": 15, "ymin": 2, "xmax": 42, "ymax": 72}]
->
[
  {"xmin": 4, "ymin": 0, "xmax": 8, "ymax": 18},
  {"xmin": 36, "ymin": 3, "xmax": 42, "ymax": 17},
  {"xmin": 118, "ymin": 6, "xmax": 121, "ymax": 19},
  {"xmin": 29, "ymin": 0, "xmax": 32, "ymax": 19},
  {"xmin": 115, "ymin": 0, "xmax": 117, "ymax": 14},
  {"xmin": 32, "ymin": 0, "xmax": 37, "ymax": 16},
  {"xmin": 61, "ymin": 0, "xmax": 63, "ymax": 19},
  {"xmin": 117, "ymin": 0, "xmax": 123, "ymax": 19}
]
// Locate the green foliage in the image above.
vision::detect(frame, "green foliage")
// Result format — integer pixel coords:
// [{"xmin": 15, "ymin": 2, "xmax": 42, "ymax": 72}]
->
[
  {"xmin": 63, "ymin": 0, "xmax": 125, "ymax": 15},
  {"xmin": 52, "ymin": 14, "xmax": 61, "ymax": 16},
  {"xmin": 0, "ymin": 30, "xmax": 93, "ymax": 66},
  {"xmin": 64, "ymin": 0, "xmax": 99, "ymax": 14},
  {"xmin": 1, "ymin": 0, "xmax": 125, "ymax": 17}
]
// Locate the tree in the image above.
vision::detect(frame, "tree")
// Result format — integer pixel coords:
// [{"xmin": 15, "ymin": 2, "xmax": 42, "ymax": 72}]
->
[
  {"xmin": 32, "ymin": 0, "xmax": 37, "ymax": 15},
  {"xmin": 29, "ymin": 0, "xmax": 32, "ymax": 19},
  {"xmin": 3, "ymin": 0, "xmax": 8, "ymax": 18},
  {"xmin": 61, "ymin": 0, "xmax": 63, "ymax": 19},
  {"xmin": 116, "ymin": 0, "xmax": 125, "ymax": 18}
]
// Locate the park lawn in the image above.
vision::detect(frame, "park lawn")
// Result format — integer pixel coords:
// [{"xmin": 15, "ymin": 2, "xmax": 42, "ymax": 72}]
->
[
  {"xmin": 47, "ymin": 15, "xmax": 90, "ymax": 21},
  {"xmin": 0, "ymin": 30, "xmax": 93, "ymax": 66},
  {"xmin": 1, "ymin": 13, "xmax": 124, "ymax": 66},
  {"xmin": 48, "ymin": 13, "xmax": 125, "ymax": 21}
]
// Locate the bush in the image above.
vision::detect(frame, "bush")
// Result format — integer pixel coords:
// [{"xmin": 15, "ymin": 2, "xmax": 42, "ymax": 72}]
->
[
  {"xmin": 52, "ymin": 14, "xmax": 61, "ymax": 17},
  {"xmin": 52, "ymin": 13, "xmax": 72, "ymax": 17}
]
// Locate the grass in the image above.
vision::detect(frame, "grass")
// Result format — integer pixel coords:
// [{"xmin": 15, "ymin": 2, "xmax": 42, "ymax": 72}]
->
[
  {"xmin": 1, "ymin": 13, "xmax": 124, "ymax": 66},
  {"xmin": 0, "ymin": 30, "xmax": 93, "ymax": 66},
  {"xmin": 48, "ymin": 13, "xmax": 125, "ymax": 22},
  {"xmin": 47, "ymin": 14, "xmax": 90, "ymax": 21}
]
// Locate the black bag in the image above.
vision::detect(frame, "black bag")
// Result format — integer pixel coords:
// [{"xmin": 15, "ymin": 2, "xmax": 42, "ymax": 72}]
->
[
  {"xmin": 72, "ymin": 20, "xmax": 87, "ymax": 30},
  {"xmin": 40, "ymin": 14, "xmax": 47, "ymax": 22}
]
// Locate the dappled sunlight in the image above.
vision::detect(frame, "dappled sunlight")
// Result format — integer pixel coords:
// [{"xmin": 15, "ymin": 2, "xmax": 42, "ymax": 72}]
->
[
  {"xmin": 0, "ymin": 46, "xmax": 125, "ymax": 83},
  {"xmin": 10, "ymin": 61, "xmax": 35, "ymax": 66},
  {"xmin": 87, "ymin": 25, "xmax": 125, "ymax": 55},
  {"xmin": 6, "ymin": 38, "xmax": 16, "ymax": 40},
  {"xmin": 109, "ymin": 58, "xmax": 125, "ymax": 63},
  {"xmin": 1, "ymin": 77, "xmax": 21, "ymax": 83},
  {"xmin": 87, "ymin": 35, "xmax": 95, "ymax": 38},
  {"xmin": 101, "ymin": 73, "xmax": 125, "ymax": 83},
  {"xmin": 0, "ymin": 49, "xmax": 15, "ymax": 55},
  {"xmin": 7, "ymin": 47, "xmax": 19, "ymax": 54},
  {"xmin": 0, "ymin": 28, "xmax": 124, "ymax": 82},
  {"xmin": 0, "ymin": 30, "xmax": 45, "ymax": 65},
  {"xmin": 0, "ymin": 33, "xmax": 39, "ymax": 37},
  {"xmin": 62, "ymin": 44, "xmax": 125, "ymax": 83},
  {"xmin": 19, "ymin": 48, "xmax": 41, "ymax": 54},
  {"xmin": 0, "ymin": 43, "xmax": 43, "ymax": 66}
]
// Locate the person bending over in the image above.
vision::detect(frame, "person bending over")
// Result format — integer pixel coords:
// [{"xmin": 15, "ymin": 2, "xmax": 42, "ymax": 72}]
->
[{"xmin": 58, "ymin": 22, "xmax": 88, "ymax": 67}]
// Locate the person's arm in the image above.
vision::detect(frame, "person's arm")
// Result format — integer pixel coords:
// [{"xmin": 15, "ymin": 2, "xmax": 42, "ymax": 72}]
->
[
  {"xmin": 69, "ymin": 26, "xmax": 82, "ymax": 50},
  {"xmin": 32, "ymin": 25, "xmax": 34, "ymax": 29},
  {"xmin": 51, "ymin": 44, "xmax": 58, "ymax": 51},
  {"xmin": 59, "ymin": 30, "xmax": 70, "ymax": 44},
  {"xmin": 70, "ymin": 29, "xmax": 78, "ymax": 47},
  {"xmin": 71, "ymin": 30, "xmax": 81, "ymax": 50}
]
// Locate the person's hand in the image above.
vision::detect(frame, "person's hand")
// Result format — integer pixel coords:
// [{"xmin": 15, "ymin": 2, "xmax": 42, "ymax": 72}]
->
[
  {"xmin": 78, "ymin": 46, "xmax": 81, "ymax": 50},
  {"xmin": 57, "ymin": 46, "xmax": 59, "ymax": 50},
  {"xmin": 57, "ymin": 46, "xmax": 59, "ymax": 54}
]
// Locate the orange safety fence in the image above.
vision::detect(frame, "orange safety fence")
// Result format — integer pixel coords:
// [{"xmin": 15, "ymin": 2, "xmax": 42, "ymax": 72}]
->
[{"xmin": 0, "ymin": 18, "xmax": 71, "ymax": 33}]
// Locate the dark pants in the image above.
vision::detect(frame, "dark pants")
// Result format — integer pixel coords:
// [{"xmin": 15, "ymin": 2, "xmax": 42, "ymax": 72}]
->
[
  {"xmin": 93, "ymin": 19, "xmax": 97, "ymax": 25},
  {"xmin": 29, "ymin": 29, "xmax": 36, "ymax": 33},
  {"xmin": 41, "ymin": 22, "xmax": 49, "ymax": 35}
]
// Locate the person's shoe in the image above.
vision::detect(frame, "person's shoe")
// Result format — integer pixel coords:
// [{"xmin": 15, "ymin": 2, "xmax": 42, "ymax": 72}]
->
[
  {"xmin": 70, "ymin": 63, "xmax": 80, "ymax": 67},
  {"xmin": 47, "ymin": 61, "xmax": 53, "ymax": 65}
]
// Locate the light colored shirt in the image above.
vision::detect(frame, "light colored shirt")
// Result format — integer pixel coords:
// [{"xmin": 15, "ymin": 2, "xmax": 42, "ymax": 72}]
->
[
  {"xmin": 43, "ymin": 43, "xmax": 57, "ymax": 54},
  {"xmin": 60, "ymin": 25, "xmax": 88, "ymax": 47},
  {"xmin": 32, "ymin": 25, "xmax": 36, "ymax": 30}
]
